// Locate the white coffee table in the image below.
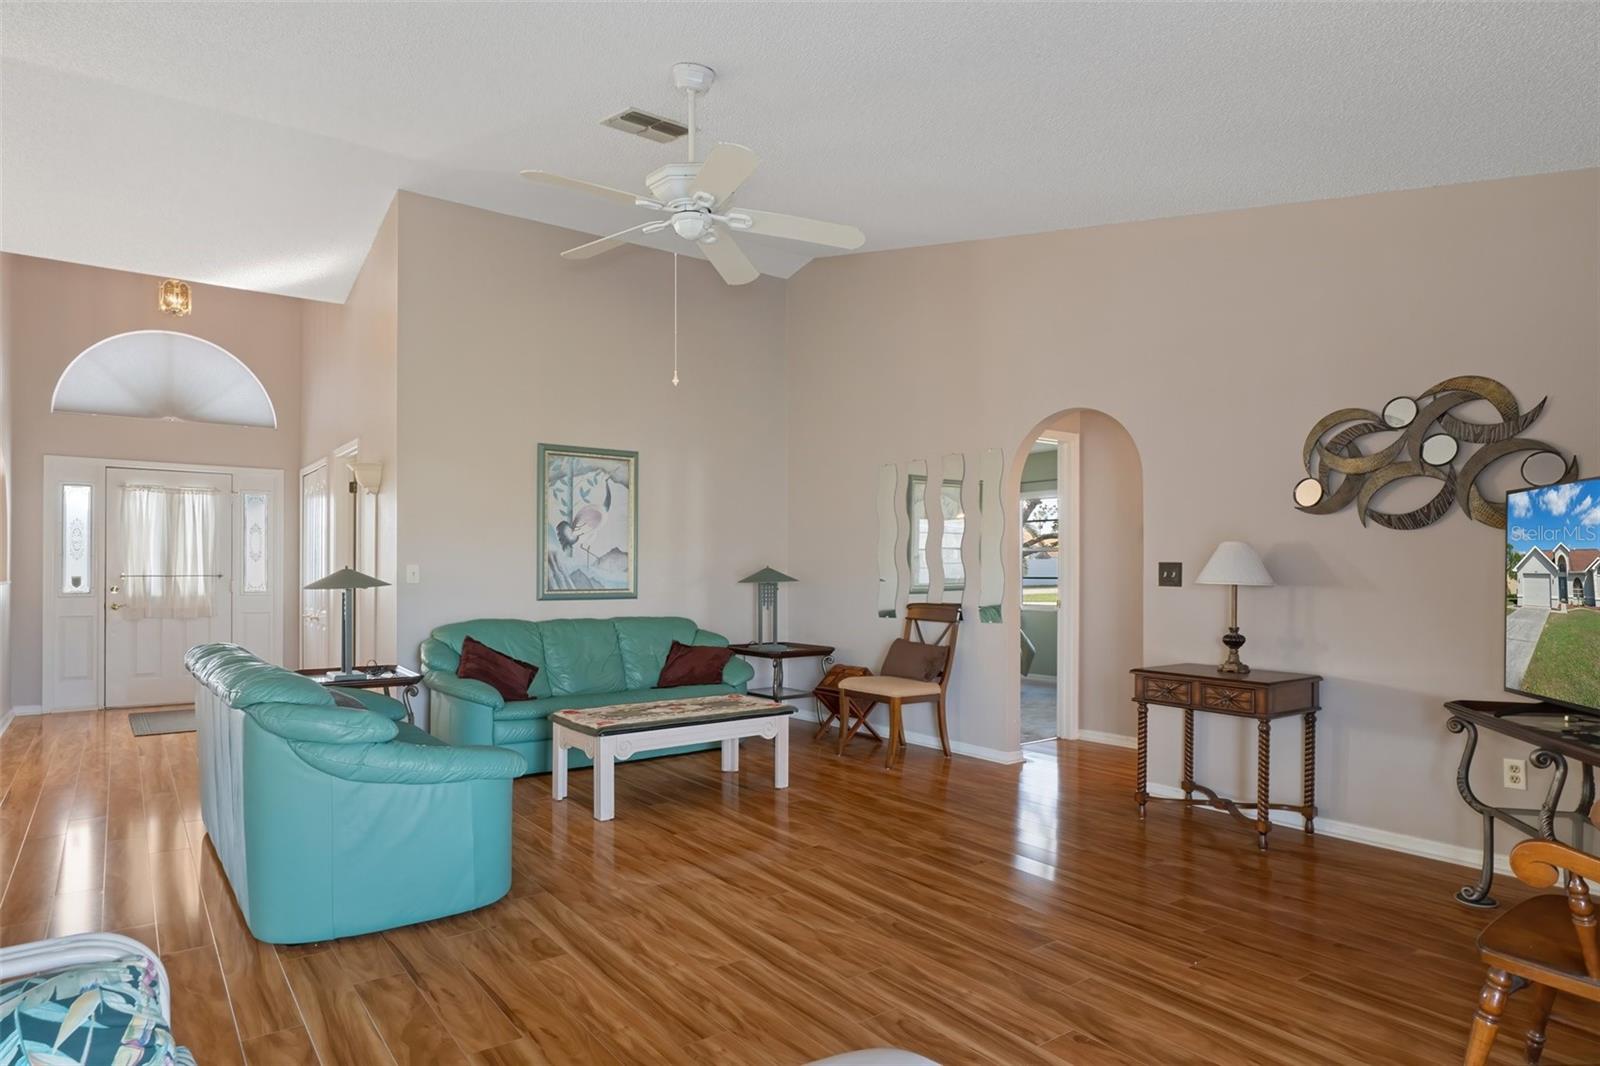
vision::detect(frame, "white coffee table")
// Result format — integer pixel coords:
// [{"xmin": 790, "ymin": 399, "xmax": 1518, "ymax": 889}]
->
[{"xmin": 550, "ymin": 693, "xmax": 794, "ymax": 821}]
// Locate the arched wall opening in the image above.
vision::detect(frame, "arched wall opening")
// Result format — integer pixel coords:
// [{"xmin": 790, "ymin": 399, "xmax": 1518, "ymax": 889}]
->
[
  {"xmin": 1006, "ymin": 407, "xmax": 1144, "ymax": 752},
  {"xmin": 51, "ymin": 330, "xmax": 277, "ymax": 428}
]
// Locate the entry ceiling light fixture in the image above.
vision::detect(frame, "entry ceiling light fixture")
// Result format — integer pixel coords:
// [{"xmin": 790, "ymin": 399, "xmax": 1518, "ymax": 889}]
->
[{"xmin": 157, "ymin": 279, "xmax": 192, "ymax": 317}]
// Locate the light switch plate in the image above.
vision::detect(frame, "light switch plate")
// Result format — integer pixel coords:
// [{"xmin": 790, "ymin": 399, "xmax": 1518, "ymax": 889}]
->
[
  {"xmin": 405, "ymin": 564, "xmax": 421, "ymax": 584},
  {"xmin": 1158, "ymin": 562, "xmax": 1182, "ymax": 587}
]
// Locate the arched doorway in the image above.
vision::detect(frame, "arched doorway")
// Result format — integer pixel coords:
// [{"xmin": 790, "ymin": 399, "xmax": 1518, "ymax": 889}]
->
[{"xmin": 1009, "ymin": 408, "xmax": 1143, "ymax": 748}]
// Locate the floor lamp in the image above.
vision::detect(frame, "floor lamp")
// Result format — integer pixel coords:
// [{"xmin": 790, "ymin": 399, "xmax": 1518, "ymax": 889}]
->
[{"xmin": 305, "ymin": 567, "xmax": 389, "ymax": 679}]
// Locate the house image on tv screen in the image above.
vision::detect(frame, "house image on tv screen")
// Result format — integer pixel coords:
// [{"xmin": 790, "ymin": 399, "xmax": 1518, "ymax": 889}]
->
[
  {"xmin": 1507, "ymin": 480, "xmax": 1600, "ymax": 613},
  {"xmin": 1513, "ymin": 542, "xmax": 1600, "ymax": 609}
]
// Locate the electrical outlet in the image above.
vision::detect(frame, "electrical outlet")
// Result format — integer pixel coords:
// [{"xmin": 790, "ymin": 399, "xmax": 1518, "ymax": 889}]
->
[
  {"xmin": 1158, "ymin": 562, "xmax": 1182, "ymax": 587},
  {"xmin": 405, "ymin": 564, "xmax": 421, "ymax": 584},
  {"xmin": 1503, "ymin": 758, "xmax": 1527, "ymax": 790}
]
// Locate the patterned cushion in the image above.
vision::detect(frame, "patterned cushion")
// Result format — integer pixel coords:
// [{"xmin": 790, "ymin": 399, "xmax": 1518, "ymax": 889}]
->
[{"xmin": 0, "ymin": 955, "xmax": 195, "ymax": 1065}]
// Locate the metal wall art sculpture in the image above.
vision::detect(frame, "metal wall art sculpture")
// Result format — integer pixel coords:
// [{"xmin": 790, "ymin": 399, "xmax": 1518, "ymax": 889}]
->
[{"xmin": 1293, "ymin": 376, "xmax": 1578, "ymax": 530}]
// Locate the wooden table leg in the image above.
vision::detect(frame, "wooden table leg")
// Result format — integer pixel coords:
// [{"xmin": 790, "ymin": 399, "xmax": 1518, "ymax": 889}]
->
[
  {"xmin": 1256, "ymin": 718, "xmax": 1271, "ymax": 850},
  {"xmin": 1302, "ymin": 710, "xmax": 1317, "ymax": 834},
  {"xmin": 1182, "ymin": 709, "xmax": 1195, "ymax": 799},
  {"xmin": 1136, "ymin": 701, "xmax": 1149, "ymax": 819}
]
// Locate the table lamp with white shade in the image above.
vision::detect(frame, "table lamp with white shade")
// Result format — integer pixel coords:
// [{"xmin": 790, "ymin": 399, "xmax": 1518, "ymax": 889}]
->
[
  {"xmin": 1195, "ymin": 541, "xmax": 1274, "ymax": 675},
  {"xmin": 304, "ymin": 566, "xmax": 389, "ymax": 680}
]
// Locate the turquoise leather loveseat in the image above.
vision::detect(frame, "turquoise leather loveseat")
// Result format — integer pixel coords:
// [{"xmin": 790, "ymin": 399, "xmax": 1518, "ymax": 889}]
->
[
  {"xmin": 185, "ymin": 644, "xmax": 525, "ymax": 944},
  {"xmin": 421, "ymin": 616, "xmax": 754, "ymax": 774}
]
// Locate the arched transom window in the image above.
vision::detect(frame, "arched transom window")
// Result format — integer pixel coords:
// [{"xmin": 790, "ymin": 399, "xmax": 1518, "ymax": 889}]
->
[{"xmin": 51, "ymin": 330, "xmax": 276, "ymax": 429}]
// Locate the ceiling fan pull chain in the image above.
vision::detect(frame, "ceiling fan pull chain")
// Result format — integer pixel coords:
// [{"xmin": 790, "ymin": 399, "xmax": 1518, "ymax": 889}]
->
[{"xmin": 672, "ymin": 252, "xmax": 680, "ymax": 387}]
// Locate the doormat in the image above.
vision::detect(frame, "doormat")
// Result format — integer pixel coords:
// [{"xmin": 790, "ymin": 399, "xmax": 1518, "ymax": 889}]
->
[{"xmin": 128, "ymin": 709, "xmax": 196, "ymax": 737}]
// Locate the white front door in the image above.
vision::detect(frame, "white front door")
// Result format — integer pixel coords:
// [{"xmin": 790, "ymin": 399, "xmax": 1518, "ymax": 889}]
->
[
  {"xmin": 104, "ymin": 467, "xmax": 235, "ymax": 708},
  {"xmin": 300, "ymin": 461, "xmax": 333, "ymax": 669}
]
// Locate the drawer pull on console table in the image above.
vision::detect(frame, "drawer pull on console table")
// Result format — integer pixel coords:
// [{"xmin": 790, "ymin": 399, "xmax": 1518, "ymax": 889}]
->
[{"xmin": 1131, "ymin": 663, "xmax": 1322, "ymax": 850}]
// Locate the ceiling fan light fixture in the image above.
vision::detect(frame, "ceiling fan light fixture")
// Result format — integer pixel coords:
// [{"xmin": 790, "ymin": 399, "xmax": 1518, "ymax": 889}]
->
[{"xmin": 670, "ymin": 213, "xmax": 712, "ymax": 241}]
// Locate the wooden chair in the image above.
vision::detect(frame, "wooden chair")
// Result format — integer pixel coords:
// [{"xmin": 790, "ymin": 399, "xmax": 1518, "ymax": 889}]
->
[
  {"xmin": 836, "ymin": 603, "xmax": 961, "ymax": 768},
  {"xmin": 1463, "ymin": 834, "xmax": 1600, "ymax": 1065}
]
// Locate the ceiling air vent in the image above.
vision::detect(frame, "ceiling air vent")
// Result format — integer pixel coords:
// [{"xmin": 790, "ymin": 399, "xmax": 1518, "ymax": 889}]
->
[{"xmin": 601, "ymin": 108, "xmax": 688, "ymax": 144}]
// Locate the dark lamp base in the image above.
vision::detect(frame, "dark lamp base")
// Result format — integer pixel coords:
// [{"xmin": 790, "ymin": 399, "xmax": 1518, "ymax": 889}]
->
[{"xmin": 1218, "ymin": 627, "xmax": 1250, "ymax": 675}]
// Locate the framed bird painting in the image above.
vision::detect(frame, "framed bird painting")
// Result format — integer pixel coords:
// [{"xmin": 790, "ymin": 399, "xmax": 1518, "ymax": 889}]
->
[{"xmin": 537, "ymin": 443, "xmax": 638, "ymax": 600}]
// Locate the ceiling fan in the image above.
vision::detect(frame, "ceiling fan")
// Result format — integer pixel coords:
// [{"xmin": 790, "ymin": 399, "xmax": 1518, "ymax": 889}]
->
[{"xmin": 520, "ymin": 62, "xmax": 866, "ymax": 285}]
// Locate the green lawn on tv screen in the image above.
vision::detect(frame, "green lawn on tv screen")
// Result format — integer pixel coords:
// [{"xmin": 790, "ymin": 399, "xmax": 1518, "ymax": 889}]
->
[{"xmin": 1520, "ymin": 609, "xmax": 1600, "ymax": 709}]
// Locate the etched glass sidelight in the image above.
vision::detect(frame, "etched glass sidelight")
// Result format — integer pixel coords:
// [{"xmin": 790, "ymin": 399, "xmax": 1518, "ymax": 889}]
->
[
  {"xmin": 242, "ymin": 492, "xmax": 269, "ymax": 594},
  {"xmin": 61, "ymin": 484, "xmax": 91, "ymax": 594}
]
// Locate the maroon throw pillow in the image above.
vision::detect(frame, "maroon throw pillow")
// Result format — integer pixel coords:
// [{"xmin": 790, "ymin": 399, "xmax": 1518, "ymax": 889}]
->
[
  {"xmin": 880, "ymin": 638, "xmax": 946, "ymax": 682},
  {"xmin": 656, "ymin": 640, "xmax": 734, "ymax": 688},
  {"xmin": 457, "ymin": 636, "xmax": 538, "ymax": 702}
]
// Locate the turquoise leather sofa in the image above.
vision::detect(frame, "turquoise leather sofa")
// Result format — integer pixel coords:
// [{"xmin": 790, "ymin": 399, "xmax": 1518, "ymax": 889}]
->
[
  {"xmin": 421, "ymin": 616, "xmax": 754, "ymax": 774},
  {"xmin": 185, "ymin": 644, "xmax": 525, "ymax": 944}
]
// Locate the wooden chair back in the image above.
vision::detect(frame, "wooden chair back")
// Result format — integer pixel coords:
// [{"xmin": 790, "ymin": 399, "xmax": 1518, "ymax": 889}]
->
[
  {"xmin": 902, "ymin": 603, "xmax": 962, "ymax": 697},
  {"xmin": 1510, "ymin": 840, "xmax": 1600, "ymax": 982}
]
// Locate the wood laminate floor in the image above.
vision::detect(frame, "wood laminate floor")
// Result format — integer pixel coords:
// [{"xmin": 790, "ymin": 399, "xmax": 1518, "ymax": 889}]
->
[{"xmin": 2, "ymin": 708, "xmax": 1597, "ymax": 1064}]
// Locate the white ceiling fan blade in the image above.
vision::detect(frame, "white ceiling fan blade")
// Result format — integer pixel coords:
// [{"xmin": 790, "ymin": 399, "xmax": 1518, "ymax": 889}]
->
[
  {"xmin": 698, "ymin": 231, "xmax": 760, "ymax": 286},
  {"xmin": 730, "ymin": 209, "xmax": 866, "ymax": 250},
  {"xmin": 688, "ymin": 144, "xmax": 758, "ymax": 206},
  {"xmin": 560, "ymin": 222, "xmax": 659, "ymax": 260},
  {"xmin": 521, "ymin": 170, "xmax": 654, "ymax": 208}
]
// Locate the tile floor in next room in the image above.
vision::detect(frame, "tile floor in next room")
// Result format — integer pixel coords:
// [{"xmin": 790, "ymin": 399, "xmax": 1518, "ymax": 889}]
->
[{"xmin": 1, "ymin": 708, "xmax": 1597, "ymax": 1065}]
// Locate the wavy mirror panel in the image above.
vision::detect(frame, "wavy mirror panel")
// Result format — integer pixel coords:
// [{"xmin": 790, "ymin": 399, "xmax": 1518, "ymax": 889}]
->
[
  {"xmin": 905, "ymin": 459, "xmax": 928, "ymax": 604},
  {"xmin": 938, "ymin": 453, "xmax": 966, "ymax": 602},
  {"xmin": 978, "ymin": 448, "xmax": 1004, "ymax": 622},
  {"xmin": 876, "ymin": 463, "xmax": 899, "ymax": 617}
]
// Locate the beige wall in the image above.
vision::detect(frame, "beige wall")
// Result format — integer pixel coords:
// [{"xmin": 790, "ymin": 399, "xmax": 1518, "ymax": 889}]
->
[
  {"xmin": 3, "ymin": 254, "xmax": 305, "ymax": 706},
  {"xmin": 392, "ymin": 194, "xmax": 789, "ymax": 714},
  {"xmin": 784, "ymin": 170, "xmax": 1599, "ymax": 857},
  {"xmin": 302, "ymin": 200, "xmax": 399, "ymax": 664}
]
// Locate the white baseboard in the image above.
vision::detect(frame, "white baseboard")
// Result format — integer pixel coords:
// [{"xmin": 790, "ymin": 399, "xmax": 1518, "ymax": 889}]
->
[
  {"xmin": 1146, "ymin": 782, "xmax": 1514, "ymax": 877},
  {"xmin": 12, "ymin": 704, "xmax": 43, "ymax": 717},
  {"xmin": 1075, "ymin": 730, "xmax": 1136, "ymax": 749},
  {"xmin": 0, "ymin": 708, "xmax": 11, "ymax": 739},
  {"xmin": 1021, "ymin": 673, "xmax": 1056, "ymax": 683},
  {"xmin": 787, "ymin": 703, "xmax": 1025, "ymax": 765},
  {"xmin": 902, "ymin": 728, "xmax": 1025, "ymax": 765}
]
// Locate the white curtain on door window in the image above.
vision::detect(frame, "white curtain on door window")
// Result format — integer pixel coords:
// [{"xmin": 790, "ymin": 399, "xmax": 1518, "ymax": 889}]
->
[{"xmin": 121, "ymin": 485, "xmax": 218, "ymax": 619}]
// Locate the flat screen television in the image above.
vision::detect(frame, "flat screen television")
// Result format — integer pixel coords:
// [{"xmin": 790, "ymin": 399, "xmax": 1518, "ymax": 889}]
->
[{"xmin": 1506, "ymin": 475, "xmax": 1600, "ymax": 711}]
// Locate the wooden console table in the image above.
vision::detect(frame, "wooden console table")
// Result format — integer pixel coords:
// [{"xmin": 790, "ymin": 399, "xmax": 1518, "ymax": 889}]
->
[{"xmin": 1132, "ymin": 663, "xmax": 1322, "ymax": 850}]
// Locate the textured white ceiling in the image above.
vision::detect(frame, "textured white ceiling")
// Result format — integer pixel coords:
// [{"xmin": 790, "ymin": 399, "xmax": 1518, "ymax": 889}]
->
[{"xmin": 2, "ymin": 2, "xmax": 1596, "ymax": 302}]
